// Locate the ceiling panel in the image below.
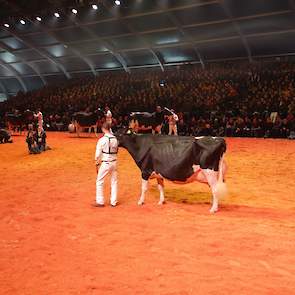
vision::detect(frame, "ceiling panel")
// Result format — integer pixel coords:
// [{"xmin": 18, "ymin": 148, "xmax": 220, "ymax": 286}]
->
[
  {"xmin": 126, "ymin": 13, "xmax": 175, "ymax": 32},
  {"xmin": 53, "ymin": 27, "xmax": 92, "ymax": 43},
  {"xmin": 0, "ymin": 65, "xmax": 14, "ymax": 76},
  {"xmin": 13, "ymin": 21, "xmax": 41, "ymax": 34},
  {"xmin": 86, "ymin": 21, "xmax": 131, "ymax": 37},
  {"xmin": 116, "ymin": 0, "xmax": 160, "ymax": 16},
  {"xmin": 13, "ymin": 49, "xmax": 43, "ymax": 61},
  {"xmin": 1, "ymin": 37, "xmax": 27, "ymax": 50},
  {"xmin": 0, "ymin": 30, "xmax": 11, "ymax": 38},
  {"xmin": 10, "ymin": 63, "xmax": 36, "ymax": 75},
  {"xmin": 158, "ymin": 46, "xmax": 197, "ymax": 63},
  {"xmin": 31, "ymin": 61, "xmax": 61, "ymax": 74},
  {"xmin": 185, "ymin": 22, "xmax": 237, "ymax": 41},
  {"xmin": 225, "ymin": 0, "xmax": 291, "ymax": 18},
  {"xmin": 77, "ymin": 5, "xmax": 113, "ymax": 23},
  {"xmin": 121, "ymin": 50, "xmax": 158, "ymax": 66},
  {"xmin": 198, "ymin": 39, "xmax": 247, "ymax": 60},
  {"xmin": 143, "ymin": 30, "xmax": 185, "ymax": 46},
  {"xmin": 110, "ymin": 35, "xmax": 146, "ymax": 50},
  {"xmin": 59, "ymin": 57, "xmax": 90, "ymax": 72},
  {"xmin": 239, "ymin": 12, "xmax": 295, "ymax": 35},
  {"xmin": 247, "ymin": 32, "xmax": 295, "ymax": 56},
  {"xmin": 172, "ymin": 3, "xmax": 227, "ymax": 26},
  {"xmin": 71, "ymin": 41, "xmax": 109, "ymax": 54},
  {"xmin": 44, "ymin": 44, "xmax": 73, "ymax": 58},
  {"xmin": 87, "ymin": 54, "xmax": 123, "ymax": 69},
  {"xmin": 25, "ymin": 33, "xmax": 59, "ymax": 46},
  {"xmin": 0, "ymin": 52, "xmax": 21, "ymax": 63}
]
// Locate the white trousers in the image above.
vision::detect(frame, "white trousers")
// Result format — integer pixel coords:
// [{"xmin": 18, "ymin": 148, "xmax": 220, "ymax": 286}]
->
[
  {"xmin": 96, "ymin": 161, "xmax": 118, "ymax": 205},
  {"xmin": 270, "ymin": 112, "xmax": 278, "ymax": 123},
  {"xmin": 169, "ymin": 124, "xmax": 178, "ymax": 135}
]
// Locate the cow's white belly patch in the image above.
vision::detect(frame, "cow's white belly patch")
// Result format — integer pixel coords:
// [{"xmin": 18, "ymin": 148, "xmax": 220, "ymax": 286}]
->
[{"xmin": 150, "ymin": 166, "xmax": 212, "ymax": 185}]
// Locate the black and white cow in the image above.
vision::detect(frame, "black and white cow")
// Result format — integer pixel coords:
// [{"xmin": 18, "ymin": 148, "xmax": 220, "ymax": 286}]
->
[
  {"xmin": 5, "ymin": 110, "xmax": 35, "ymax": 134},
  {"xmin": 0, "ymin": 129, "xmax": 13, "ymax": 143},
  {"xmin": 72, "ymin": 109, "xmax": 104, "ymax": 137},
  {"xmin": 129, "ymin": 108, "xmax": 168, "ymax": 134},
  {"xmin": 117, "ymin": 133, "xmax": 227, "ymax": 213}
]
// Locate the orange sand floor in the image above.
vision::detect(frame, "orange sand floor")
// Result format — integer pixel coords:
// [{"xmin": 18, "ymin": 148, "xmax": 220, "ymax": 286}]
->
[{"xmin": 0, "ymin": 132, "xmax": 295, "ymax": 295}]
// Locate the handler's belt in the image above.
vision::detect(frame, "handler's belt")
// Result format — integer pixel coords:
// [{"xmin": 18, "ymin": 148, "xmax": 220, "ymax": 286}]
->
[
  {"xmin": 102, "ymin": 136, "xmax": 118, "ymax": 155},
  {"xmin": 102, "ymin": 160, "xmax": 117, "ymax": 162}
]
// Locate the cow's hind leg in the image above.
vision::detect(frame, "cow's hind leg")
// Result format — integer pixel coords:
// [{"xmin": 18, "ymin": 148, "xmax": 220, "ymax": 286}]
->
[
  {"xmin": 202, "ymin": 169, "xmax": 219, "ymax": 213},
  {"xmin": 138, "ymin": 179, "xmax": 148, "ymax": 205},
  {"xmin": 157, "ymin": 177, "xmax": 165, "ymax": 205}
]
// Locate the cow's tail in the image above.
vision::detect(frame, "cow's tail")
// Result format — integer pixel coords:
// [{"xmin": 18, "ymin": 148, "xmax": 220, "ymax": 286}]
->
[{"xmin": 216, "ymin": 154, "xmax": 228, "ymax": 199}]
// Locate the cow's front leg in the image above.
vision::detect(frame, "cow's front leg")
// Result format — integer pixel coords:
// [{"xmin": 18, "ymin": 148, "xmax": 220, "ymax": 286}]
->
[
  {"xmin": 157, "ymin": 177, "xmax": 165, "ymax": 205},
  {"xmin": 138, "ymin": 179, "xmax": 148, "ymax": 205},
  {"xmin": 76, "ymin": 124, "xmax": 80, "ymax": 137},
  {"xmin": 202, "ymin": 169, "xmax": 219, "ymax": 213}
]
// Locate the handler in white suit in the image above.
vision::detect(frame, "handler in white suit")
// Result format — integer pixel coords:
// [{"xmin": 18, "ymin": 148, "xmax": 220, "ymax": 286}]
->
[{"xmin": 94, "ymin": 122, "xmax": 118, "ymax": 207}]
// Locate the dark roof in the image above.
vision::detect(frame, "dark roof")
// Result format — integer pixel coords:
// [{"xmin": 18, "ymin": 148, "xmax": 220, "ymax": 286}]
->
[{"xmin": 0, "ymin": 0, "xmax": 295, "ymax": 95}]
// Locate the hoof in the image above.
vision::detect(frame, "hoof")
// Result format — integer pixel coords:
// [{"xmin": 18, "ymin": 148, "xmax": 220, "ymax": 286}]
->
[
  {"xmin": 209, "ymin": 207, "xmax": 218, "ymax": 214},
  {"xmin": 137, "ymin": 200, "xmax": 144, "ymax": 206},
  {"xmin": 158, "ymin": 201, "xmax": 165, "ymax": 205}
]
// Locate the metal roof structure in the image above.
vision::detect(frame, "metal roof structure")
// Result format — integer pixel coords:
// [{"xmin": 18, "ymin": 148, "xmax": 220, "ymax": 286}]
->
[{"xmin": 1, "ymin": 0, "xmax": 295, "ymax": 95}]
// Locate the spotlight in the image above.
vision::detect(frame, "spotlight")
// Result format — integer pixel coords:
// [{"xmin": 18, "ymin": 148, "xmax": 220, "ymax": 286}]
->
[
  {"xmin": 36, "ymin": 16, "xmax": 42, "ymax": 21},
  {"xmin": 4, "ymin": 23, "xmax": 9, "ymax": 28},
  {"xmin": 54, "ymin": 12, "xmax": 60, "ymax": 18},
  {"xmin": 20, "ymin": 19, "xmax": 26, "ymax": 25},
  {"xmin": 115, "ymin": 0, "xmax": 121, "ymax": 5},
  {"xmin": 72, "ymin": 8, "xmax": 78, "ymax": 14},
  {"xmin": 92, "ymin": 4, "xmax": 98, "ymax": 10}
]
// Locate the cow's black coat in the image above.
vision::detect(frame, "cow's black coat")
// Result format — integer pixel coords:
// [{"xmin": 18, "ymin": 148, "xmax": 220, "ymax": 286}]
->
[
  {"xmin": 118, "ymin": 134, "xmax": 226, "ymax": 181},
  {"xmin": 72, "ymin": 110, "xmax": 104, "ymax": 127},
  {"xmin": 5, "ymin": 110, "xmax": 35, "ymax": 128}
]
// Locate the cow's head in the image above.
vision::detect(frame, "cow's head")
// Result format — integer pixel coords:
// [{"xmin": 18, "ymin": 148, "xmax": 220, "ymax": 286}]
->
[{"xmin": 115, "ymin": 127, "xmax": 137, "ymax": 147}]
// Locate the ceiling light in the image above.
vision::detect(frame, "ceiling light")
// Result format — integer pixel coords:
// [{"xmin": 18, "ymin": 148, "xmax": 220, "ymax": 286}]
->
[
  {"xmin": 54, "ymin": 12, "xmax": 60, "ymax": 18},
  {"xmin": 72, "ymin": 8, "xmax": 78, "ymax": 14},
  {"xmin": 36, "ymin": 16, "xmax": 42, "ymax": 21},
  {"xmin": 20, "ymin": 19, "xmax": 26, "ymax": 25},
  {"xmin": 115, "ymin": 0, "xmax": 121, "ymax": 5},
  {"xmin": 92, "ymin": 4, "xmax": 98, "ymax": 10},
  {"xmin": 4, "ymin": 23, "xmax": 9, "ymax": 28}
]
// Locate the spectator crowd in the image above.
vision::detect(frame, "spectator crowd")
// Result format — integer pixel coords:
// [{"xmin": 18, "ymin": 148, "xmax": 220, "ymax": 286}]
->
[{"xmin": 0, "ymin": 60, "xmax": 294, "ymax": 138}]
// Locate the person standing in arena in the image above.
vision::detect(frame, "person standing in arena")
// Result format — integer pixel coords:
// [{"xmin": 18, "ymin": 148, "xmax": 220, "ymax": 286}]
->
[
  {"xmin": 105, "ymin": 106, "xmax": 112, "ymax": 124},
  {"xmin": 94, "ymin": 122, "xmax": 118, "ymax": 207},
  {"xmin": 168, "ymin": 109, "xmax": 179, "ymax": 135},
  {"xmin": 34, "ymin": 108, "xmax": 43, "ymax": 129}
]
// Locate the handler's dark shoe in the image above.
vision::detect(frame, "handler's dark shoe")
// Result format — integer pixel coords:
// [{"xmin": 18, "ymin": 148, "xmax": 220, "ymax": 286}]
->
[{"xmin": 91, "ymin": 203, "xmax": 105, "ymax": 207}]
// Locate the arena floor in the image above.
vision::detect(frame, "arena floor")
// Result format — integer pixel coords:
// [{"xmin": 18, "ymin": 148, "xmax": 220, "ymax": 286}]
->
[{"xmin": 1, "ymin": 132, "xmax": 295, "ymax": 295}]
